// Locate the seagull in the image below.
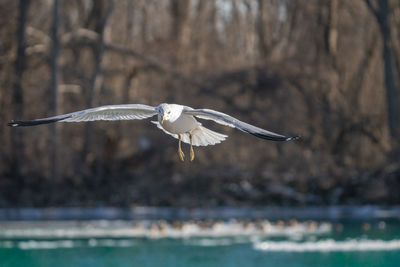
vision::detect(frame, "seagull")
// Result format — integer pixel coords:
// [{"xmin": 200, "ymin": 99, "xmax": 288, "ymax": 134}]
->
[{"xmin": 8, "ymin": 103, "xmax": 299, "ymax": 161}]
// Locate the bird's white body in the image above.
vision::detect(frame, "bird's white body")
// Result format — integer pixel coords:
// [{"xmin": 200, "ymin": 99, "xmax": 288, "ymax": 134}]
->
[
  {"xmin": 152, "ymin": 104, "xmax": 227, "ymax": 147},
  {"xmin": 160, "ymin": 111, "xmax": 199, "ymax": 134}
]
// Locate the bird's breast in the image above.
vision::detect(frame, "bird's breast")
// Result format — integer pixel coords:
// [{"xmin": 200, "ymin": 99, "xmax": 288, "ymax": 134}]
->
[{"xmin": 161, "ymin": 115, "xmax": 199, "ymax": 134}]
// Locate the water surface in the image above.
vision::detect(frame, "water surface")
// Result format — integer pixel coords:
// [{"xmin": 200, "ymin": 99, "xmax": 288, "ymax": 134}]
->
[{"xmin": 0, "ymin": 219, "xmax": 399, "ymax": 266}]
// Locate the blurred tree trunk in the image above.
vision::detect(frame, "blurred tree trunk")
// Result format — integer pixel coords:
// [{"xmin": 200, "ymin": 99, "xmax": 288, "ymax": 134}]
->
[
  {"xmin": 49, "ymin": 0, "xmax": 60, "ymax": 180},
  {"xmin": 140, "ymin": 1, "xmax": 149, "ymax": 45},
  {"xmin": 257, "ymin": 0, "xmax": 283, "ymax": 61},
  {"xmin": 390, "ymin": 4, "xmax": 400, "ymax": 80},
  {"xmin": 86, "ymin": 0, "xmax": 113, "ymax": 108},
  {"xmin": 170, "ymin": 0, "xmax": 191, "ymax": 70},
  {"xmin": 257, "ymin": 0, "xmax": 270, "ymax": 60},
  {"xmin": 11, "ymin": 0, "xmax": 30, "ymax": 178},
  {"xmin": 194, "ymin": 0, "xmax": 208, "ymax": 67},
  {"xmin": 123, "ymin": 0, "xmax": 136, "ymax": 103},
  {"xmin": 365, "ymin": 0, "xmax": 400, "ymax": 144},
  {"xmin": 326, "ymin": 0, "xmax": 338, "ymax": 56},
  {"xmin": 82, "ymin": 0, "xmax": 113, "ymax": 162},
  {"xmin": 170, "ymin": 0, "xmax": 191, "ymax": 46}
]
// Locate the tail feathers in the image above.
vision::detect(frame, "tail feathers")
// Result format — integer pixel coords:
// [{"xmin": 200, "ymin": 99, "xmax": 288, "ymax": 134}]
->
[
  {"xmin": 8, "ymin": 114, "xmax": 71, "ymax": 127},
  {"xmin": 151, "ymin": 121, "xmax": 227, "ymax": 146},
  {"xmin": 190, "ymin": 126, "xmax": 227, "ymax": 146}
]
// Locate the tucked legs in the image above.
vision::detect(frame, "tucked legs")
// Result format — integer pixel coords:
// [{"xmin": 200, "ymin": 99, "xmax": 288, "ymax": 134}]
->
[
  {"xmin": 177, "ymin": 134, "xmax": 195, "ymax": 162},
  {"xmin": 178, "ymin": 134, "xmax": 185, "ymax": 161},
  {"xmin": 189, "ymin": 134, "xmax": 195, "ymax": 161}
]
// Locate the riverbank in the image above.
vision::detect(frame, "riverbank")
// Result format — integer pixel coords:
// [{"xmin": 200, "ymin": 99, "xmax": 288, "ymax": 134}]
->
[{"xmin": 1, "ymin": 206, "xmax": 400, "ymax": 221}]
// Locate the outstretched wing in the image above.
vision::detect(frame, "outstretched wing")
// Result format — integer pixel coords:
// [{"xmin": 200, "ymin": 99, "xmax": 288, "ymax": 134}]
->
[
  {"xmin": 8, "ymin": 104, "xmax": 157, "ymax": 127},
  {"xmin": 183, "ymin": 108, "xmax": 299, "ymax": 141}
]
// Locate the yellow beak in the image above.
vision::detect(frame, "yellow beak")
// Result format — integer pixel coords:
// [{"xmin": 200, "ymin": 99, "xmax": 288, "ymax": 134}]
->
[{"xmin": 161, "ymin": 115, "xmax": 165, "ymax": 124}]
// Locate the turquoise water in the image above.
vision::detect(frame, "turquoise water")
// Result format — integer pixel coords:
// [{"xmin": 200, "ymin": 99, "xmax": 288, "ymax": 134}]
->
[{"xmin": 0, "ymin": 220, "xmax": 399, "ymax": 267}]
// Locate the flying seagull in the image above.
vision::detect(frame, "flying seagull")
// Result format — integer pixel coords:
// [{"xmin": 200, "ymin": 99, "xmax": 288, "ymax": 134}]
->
[{"xmin": 8, "ymin": 103, "xmax": 299, "ymax": 161}]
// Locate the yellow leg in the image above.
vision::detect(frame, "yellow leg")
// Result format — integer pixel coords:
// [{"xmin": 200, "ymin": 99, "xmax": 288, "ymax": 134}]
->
[
  {"xmin": 189, "ymin": 134, "xmax": 195, "ymax": 161},
  {"xmin": 178, "ymin": 134, "xmax": 185, "ymax": 161}
]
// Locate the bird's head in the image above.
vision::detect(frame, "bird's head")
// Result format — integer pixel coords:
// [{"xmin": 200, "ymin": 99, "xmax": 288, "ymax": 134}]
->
[{"xmin": 156, "ymin": 103, "xmax": 175, "ymax": 124}]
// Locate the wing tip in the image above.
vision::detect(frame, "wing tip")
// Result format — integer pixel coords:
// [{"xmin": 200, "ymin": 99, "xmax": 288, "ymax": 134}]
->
[
  {"xmin": 8, "ymin": 121, "xmax": 19, "ymax": 127},
  {"xmin": 286, "ymin": 135, "xmax": 300, "ymax": 141}
]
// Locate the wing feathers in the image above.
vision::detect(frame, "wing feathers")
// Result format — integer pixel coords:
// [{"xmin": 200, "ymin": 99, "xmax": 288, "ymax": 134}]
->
[
  {"xmin": 183, "ymin": 108, "xmax": 299, "ymax": 142},
  {"xmin": 9, "ymin": 104, "xmax": 156, "ymax": 127}
]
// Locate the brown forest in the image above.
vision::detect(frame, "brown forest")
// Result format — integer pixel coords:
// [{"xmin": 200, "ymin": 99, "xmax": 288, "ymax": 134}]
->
[{"xmin": 1, "ymin": 0, "xmax": 400, "ymax": 207}]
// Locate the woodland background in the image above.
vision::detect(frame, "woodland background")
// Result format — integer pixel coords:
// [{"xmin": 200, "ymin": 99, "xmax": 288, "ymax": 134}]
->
[{"xmin": 1, "ymin": 0, "xmax": 400, "ymax": 207}]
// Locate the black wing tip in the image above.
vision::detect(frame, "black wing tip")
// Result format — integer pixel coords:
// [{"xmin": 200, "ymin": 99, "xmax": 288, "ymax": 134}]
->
[
  {"xmin": 8, "ymin": 121, "xmax": 19, "ymax": 127},
  {"xmin": 286, "ymin": 135, "xmax": 300, "ymax": 141},
  {"xmin": 8, "ymin": 120, "xmax": 36, "ymax": 127},
  {"xmin": 8, "ymin": 116, "xmax": 69, "ymax": 127},
  {"xmin": 250, "ymin": 131, "xmax": 292, "ymax": 141}
]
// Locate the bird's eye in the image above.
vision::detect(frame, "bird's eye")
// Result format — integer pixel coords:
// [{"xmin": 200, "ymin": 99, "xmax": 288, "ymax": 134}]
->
[{"xmin": 167, "ymin": 111, "xmax": 171, "ymax": 114}]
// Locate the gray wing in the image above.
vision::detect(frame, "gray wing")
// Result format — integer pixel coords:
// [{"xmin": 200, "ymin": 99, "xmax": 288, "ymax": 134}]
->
[
  {"xmin": 183, "ymin": 108, "xmax": 299, "ymax": 141},
  {"xmin": 8, "ymin": 104, "xmax": 157, "ymax": 127}
]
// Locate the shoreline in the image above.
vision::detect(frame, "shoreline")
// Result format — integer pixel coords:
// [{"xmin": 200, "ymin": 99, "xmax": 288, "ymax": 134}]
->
[{"xmin": 0, "ymin": 205, "xmax": 400, "ymax": 221}]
